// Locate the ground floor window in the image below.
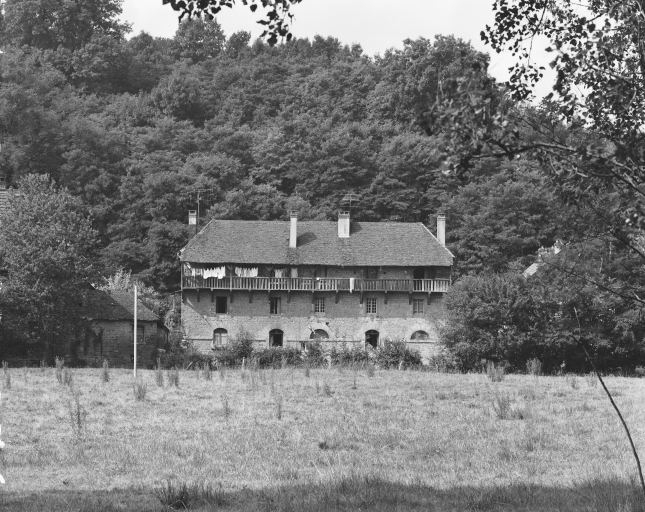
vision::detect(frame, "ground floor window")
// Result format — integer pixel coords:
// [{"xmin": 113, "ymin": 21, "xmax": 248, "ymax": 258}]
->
[
  {"xmin": 412, "ymin": 299, "xmax": 424, "ymax": 314},
  {"xmin": 310, "ymin": 329, "xmax": 329, "ymax": 340},
  {"xmin": 269, "ymin": 329, "xmax": 283, "ymax": 347},
  {"xmin": 365, "ymin": 330, "xmax": 379, "ymax": 348},
  {"xmin": 212, "ymin": 328, "xmax": 228, "ymax": 348},
  {"xmin": 366, "ymin": 298, "xmax": 377, "ymax": 314},
  {"xmin": 314, "ymin": 297, "xmax": 325, "ymax": 313},
  {"xmin": 411, "ymin": 330, "xmax": 429, "ymax": 341}
]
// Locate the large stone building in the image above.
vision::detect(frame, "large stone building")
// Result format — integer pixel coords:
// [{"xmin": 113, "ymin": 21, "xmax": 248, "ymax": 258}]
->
[{"xmin": 180, "ymin": 213, "xmax": 453, "ymax": 360}]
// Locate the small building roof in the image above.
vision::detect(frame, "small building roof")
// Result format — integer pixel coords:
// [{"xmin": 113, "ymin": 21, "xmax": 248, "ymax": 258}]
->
[
  {"xmin": 81, "ymin": 289, "xmax": 160, "ymax": 323},
  {"xmin": 180, "ymin": 219, "xmax": 453, "ymax": 267}
]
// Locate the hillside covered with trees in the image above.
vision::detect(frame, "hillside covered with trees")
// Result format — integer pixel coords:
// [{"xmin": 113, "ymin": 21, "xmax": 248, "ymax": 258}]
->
[{"xmin": 0, "ymin": 0, "xmax": 642, "ymax": 372}]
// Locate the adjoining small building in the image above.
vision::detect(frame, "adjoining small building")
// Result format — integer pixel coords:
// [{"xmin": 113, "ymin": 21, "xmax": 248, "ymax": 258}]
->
[
  {"xmin": 76, "ymin": 289, "xmax": 168, "ymax": 367},
  {"xmin": 179, "ymin": 212, "xmax": 453, "ymax": 361}
]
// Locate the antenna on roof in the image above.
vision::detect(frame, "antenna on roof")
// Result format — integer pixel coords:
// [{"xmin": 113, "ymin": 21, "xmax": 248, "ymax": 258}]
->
[{"xmin": 340, "ymin": 193, "xmax": 359, "ymax": 211}]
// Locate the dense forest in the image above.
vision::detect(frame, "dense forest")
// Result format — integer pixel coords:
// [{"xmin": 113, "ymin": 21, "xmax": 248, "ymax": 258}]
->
[{"xmin": 0, "ymin": 0, "xmax": 643, "ymax": 372}]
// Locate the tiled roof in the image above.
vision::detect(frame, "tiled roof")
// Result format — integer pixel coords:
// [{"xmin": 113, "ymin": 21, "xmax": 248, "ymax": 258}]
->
[
  {"xmin": 81, "ymin": 289, "xmax": 160, "ymax": 323},
  {"xmin": 181, "ymin": 220, "xmax": 453, "ymax": 267}
]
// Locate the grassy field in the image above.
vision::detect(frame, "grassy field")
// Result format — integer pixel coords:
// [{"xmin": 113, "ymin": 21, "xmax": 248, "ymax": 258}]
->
[{"xmin": 0, "ymin": 365, "xmax": 643, "ymax": 511}]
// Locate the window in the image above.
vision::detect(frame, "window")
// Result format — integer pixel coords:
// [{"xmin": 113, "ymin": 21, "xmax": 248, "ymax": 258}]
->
[
  {"xmin": 212, "ymin": 328, "xmax": 228, "ymax": 348},
  {"xmin": 413, "ymin": 299, "xmax": 424, "ymax": 314},
  {"xmin": 411, "ymin": 330, "xmax": 429, "ymax": 341},
  {"xmin": 365, "ymin": 330, "xmax": 379, "ymax": 348},
  {"xmin": 269, "ymin": 329, "xmax": 283, "ymax": 347},
  {"xmin": 314, "ymin": 297, "xmax": 325, "ymax": 313},
  {"xmin": 215, "ymin": 296, "xmax": 227, "ymax": 314},
  {"xmin": 366, "ymin": 298, "xmax": 377, "ymax": 314},
  {"xmin": 270, "ymin": 297, "xmax": 281, "ymax": 315}
]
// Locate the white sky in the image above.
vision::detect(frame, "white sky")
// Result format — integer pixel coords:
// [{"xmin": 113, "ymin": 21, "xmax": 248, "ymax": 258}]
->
[{"xmin": 121, "ymin": 0, "xmax": 552, "ymax": 98}]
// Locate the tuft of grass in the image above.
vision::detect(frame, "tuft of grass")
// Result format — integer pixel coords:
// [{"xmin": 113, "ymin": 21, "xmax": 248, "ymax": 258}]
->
[
  {"xmin": 366, "ymin": 364, "xmax": 375, "ymax": 378},
  {"xmin": 218, "ymin": 364, "xmax": 226, "ymax": 381},
  {"xmin": 322, "ymin": 382, "xmax": 333, "ymax": 397},
  {"xmin": 526, "ymin": 358, "xmax": 542, "ymax": 376},
  {"xmin": 63, "ymin": 368, "xmax": 73, "ymax": 387},
  {"xmin": 133, "ymin": 379, "xmax": 147, "ymax": 401},
  {"xmin": 566, "ymin": 374, "xmax": 579, "ymax": 389},
  {"xmin": 492, "ymin": 393, "xmax": 530, "ymax": 420},
  {"xmin": 156, "ymin": 481, "xmax": 226, "ymax": 510},
  {"xmin": 274, "ymin": 394, "xmax": 283, "ymax": 420},
  {"xmin": 167, "ymin": 367, "xmax": 180, "ymax": 388},
  {"xmin": 101, "ymin": 359, "xmax": 110, "ymax": 383},
  {"xmin": 586, "ymin": 372, "xmax": 598, "ymax": 387},
  {"xmin": 2, "ymin": 361, "xmax": 10, "ymax": 390},
  {"xmin": 486, "ymin": 361, "xmax": 505, "ymax": 382},
  {"xmin": 202, "ymin": 362, "xmax": 212, "ymax": 381},
  {"xmin": 222, "ymin": 394, "xmax": 231, "ymax": 418},
  {"xmin": 55, "ymin": 356, "xmax": 64, "ymax": 384},
  {"xmin": 304, "ymin": 364, "xmax": 310, "ymax": 378},
  {"xmin": 155, "ymin": 362, "xmax": 164, "ymax": 388},
  {"xmin": 67, "ymin": 386, "xmax": 87, "ymax": 439}
]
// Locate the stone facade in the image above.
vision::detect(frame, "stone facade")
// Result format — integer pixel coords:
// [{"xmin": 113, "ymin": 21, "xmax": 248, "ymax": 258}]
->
[{"xmin": 182, "ymin": 285, "xmax": 447, "ymax": 361}]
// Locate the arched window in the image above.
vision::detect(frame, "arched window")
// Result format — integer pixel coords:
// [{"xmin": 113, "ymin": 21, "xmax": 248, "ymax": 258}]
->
[
  {"xmin": 269, "ymin": 329, "xmax": 283, "ymax": 348},
  {"xmin": 309, "ymin": 329, "xmax": 329, "ymax": 340},
  {"xmin": 365, "ymin": 330, "xmax": 379, "ymax": 348},
  {"xmin": 411, "ymin": 330, "xmax": 429, "ymax": 341},
  {"xmin": 212, "ymin": 328, "xmax": 228, "ymax": 349}
]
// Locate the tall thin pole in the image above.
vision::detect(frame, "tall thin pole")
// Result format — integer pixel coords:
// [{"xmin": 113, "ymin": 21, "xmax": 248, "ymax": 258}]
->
[{"xmin": 133, "ymin": 285, "xmax": 138, "ymax": 379}]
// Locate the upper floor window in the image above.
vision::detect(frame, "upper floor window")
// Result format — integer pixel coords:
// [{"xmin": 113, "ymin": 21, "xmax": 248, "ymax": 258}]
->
[
  {"xmin": 314, "ymin": 297, "xmax": 325, "ymax": 313},
  {"xmin": 413, "ymin": 299, "xmax": 424, "ymax": 314},
  {"xmin": 270, "ymin": 297, "xmax": 281, "ymax": 315},
  {"xmin": 366, "ymin": 298, "xmax": 377, "ymax": 314},
  {"xmin": 215, "ymin": 296, "xmax": 227, "ymax": 314}
]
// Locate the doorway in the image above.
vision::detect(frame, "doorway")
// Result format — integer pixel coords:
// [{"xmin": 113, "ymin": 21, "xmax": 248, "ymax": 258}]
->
[
  {"xmin": 365, "ymin": 330, "xmax": 379, "ymax": 349},
  {"xmin": 269, "ymin": 329, "xmax": 284, "ymax": 347}
]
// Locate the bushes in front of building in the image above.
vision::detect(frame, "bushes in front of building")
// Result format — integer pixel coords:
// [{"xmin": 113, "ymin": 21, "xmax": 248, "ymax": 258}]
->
[{"xmin": 374, "ymin": 339, "xmax": 422, "ymax": 368}]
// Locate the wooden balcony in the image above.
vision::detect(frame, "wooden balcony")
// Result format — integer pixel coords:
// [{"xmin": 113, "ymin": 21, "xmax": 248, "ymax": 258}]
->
[{"xmin": 182, "ymin": 276, "xmax": 450, "ymax": 293}]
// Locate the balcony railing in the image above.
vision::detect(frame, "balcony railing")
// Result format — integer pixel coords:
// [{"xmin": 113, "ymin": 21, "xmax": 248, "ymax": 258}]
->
[{"xmin": 182, "ymin": 276, "xmax": 450, "ymax": 293}]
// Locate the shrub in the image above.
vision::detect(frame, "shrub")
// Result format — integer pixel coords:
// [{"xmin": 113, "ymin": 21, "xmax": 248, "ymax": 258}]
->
[
  {"xmin": 328, "ymin": 344, "xmax": 369, "ymax": 366},
  {"xmin": 63, "ymin": 368, "xmax": 73, "ymax": 387},
  {"xmin": 375, "ymin": 339, "xmax": 422, "ymax": 369},
  {"xmin": 211, "ymin": 348, "xmax": 238, "ymax": 368},
  {"xmin": 254, "ymin": 347, "xmax": 301, "ymax": 369},
  {"xmin": 303, "ymin": 341, "xmax": 326, "ymax": 367},
  {"xmin": 229, "ymin": 331, "xmax": 254, "ymax": 361}
]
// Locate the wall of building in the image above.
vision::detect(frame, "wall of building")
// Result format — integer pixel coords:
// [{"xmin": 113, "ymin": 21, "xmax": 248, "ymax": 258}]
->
[
  {"xmin": 78, "ymin": 320, "xmax": 165, "ymax": 368},
  {"xmin": 182, "ymin": 290, "xmax": 446, "ymax": 362}
]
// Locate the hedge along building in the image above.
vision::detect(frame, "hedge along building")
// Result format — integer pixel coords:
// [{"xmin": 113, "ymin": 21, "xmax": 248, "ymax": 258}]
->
[{"xmin": 179, "ymin": 212, "xmax": 453, "ymax": 361}]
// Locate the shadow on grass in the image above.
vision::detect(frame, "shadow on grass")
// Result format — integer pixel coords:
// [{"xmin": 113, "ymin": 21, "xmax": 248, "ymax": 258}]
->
[{"xmin": 1, "ymin": 475, "xmax": 643, "ymax": 512}]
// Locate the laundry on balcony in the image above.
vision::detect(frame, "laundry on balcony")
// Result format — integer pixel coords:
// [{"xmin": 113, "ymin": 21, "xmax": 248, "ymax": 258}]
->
[
  {"xmin": 203, "ymin": 266, "xmax": 226, "ymax": 279},
  {"xmin": 274, "ymin": 268, "xmax": 285, "ymax": 278},
  {"xmin": 235, "ymin": 267, "xmax": 258, "ymax": 277},
  {"xmin": 349, "ymin": 277, "xmax": 355, "ymax": 292}
]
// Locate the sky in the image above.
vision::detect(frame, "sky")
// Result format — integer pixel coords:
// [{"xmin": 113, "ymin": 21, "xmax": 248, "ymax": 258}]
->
[{"xmin": 121, "ymin": 0, "xmax": 552, "ymax": 97}]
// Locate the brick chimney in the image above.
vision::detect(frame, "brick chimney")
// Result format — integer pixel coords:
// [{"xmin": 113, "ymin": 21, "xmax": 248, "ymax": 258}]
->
[
  {"xmin": 437, "ymin": 214, "xmax": 446, "ymax": 246},
  {"xmin": 289, "ymin": 211, "xmax": 298, "ymax": 248},
  {"xmin": 338, "ymin": 211, "xmax": 350, "ymax": 238}
]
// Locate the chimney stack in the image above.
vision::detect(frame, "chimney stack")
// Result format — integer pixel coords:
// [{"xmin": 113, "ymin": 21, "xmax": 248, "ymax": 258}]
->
[
  {"xmin": 437, "ymin": 214, "xmax": 446, "ymax": 246},
  {"xmin": 338, "ymin": 211, "xmax": 350, "ymax": 238},
  {"xmin": 289, "ymin": 211, "xmax": 298, "ymax": 248}
]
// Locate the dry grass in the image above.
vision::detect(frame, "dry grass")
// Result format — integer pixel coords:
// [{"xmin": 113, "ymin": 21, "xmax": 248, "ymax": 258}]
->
[{"xmin": 0, "ymin": 368, "xmax": 644, "ymax": 511}]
